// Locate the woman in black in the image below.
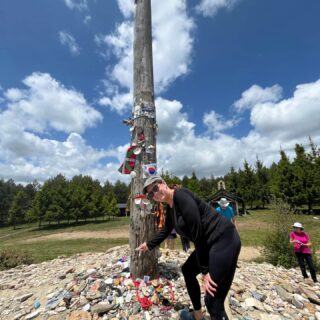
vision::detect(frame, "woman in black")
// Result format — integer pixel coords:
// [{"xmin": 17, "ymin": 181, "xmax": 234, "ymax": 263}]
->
[{"xmin": 136, "ymin": 176, "xmax": 241, "ymax": 320}]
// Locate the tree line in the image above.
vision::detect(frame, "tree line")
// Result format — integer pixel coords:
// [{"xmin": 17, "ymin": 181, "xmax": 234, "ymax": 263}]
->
[
  {"xmin": 0, "ymin": 175, "xmax": 130, "ymax": 229},
  {"xmin": 1, "ymin": 140, "xmax": 320, "ymax": 228}
]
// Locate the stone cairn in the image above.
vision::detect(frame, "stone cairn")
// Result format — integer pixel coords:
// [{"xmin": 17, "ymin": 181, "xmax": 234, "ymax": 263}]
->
[{"xmin": 0, "ymin": 245, "xmax": 319, "ymax": 320}]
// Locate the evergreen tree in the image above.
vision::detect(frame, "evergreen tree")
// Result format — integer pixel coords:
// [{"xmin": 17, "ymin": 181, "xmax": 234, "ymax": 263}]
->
[
  {"xmin": 105, "ymin": 191, "xmax": 120, "ymax": 217},
  {"xmin": 26, "ymin": 188, "xmax": 48, "ymax": 227},
  {"xmin": 225, "ymin": 166, "xmax": 239, "ymax": 195},
  {"xmin": 103, "ymin": 181, "xmax": 113, "ymax": 193},
  {"xmin": 255, "ymin": 158, "xmax": 270, "ymax": 208},
  {"xmin": 161, "ymin": 171, "xmax": 181, "ymax": 187},
  {"xmin": 238, "ymin": 161, "xmax": 257, "ymax": 209},
  {"xmin": 69, "ymin": 175, "xmax": 86, "ymax": 223},
  {"xmin": 28, "ymin": 174, "xmax": 68, "ymax": 226},
  {"xmin": 198, "ymin": 177, "xmax": 215, "ymax": 199},
  {"xmin": 113, "ymin": 180, "xmax": 130, "ymax": 203},
  {"xmin": 268, "ymin": 162, "xmax": 279, "ymax": 196},
  {"xmin": 181, "ymin": 175, "xmax": 189, "ymax": 188},
  {"xmin": 187, "ymin": 171, "xmax": 201, "ymax": 195},
  {"xmin": 8, "ymin": 191, "xmax": 28, "ymax": 229},
  {"xmin": 292, "ymin": 144, "xmax": 317, "ymax": 211},
  {"xmin": 44, "ymin": 174, "xmax": 68, "ymax": 224},
  {"xmin": 274, "ymin": 150, "xmax": 295, "ymax": 207},
  {"xmin": 90, "ymin": 180, "xmax": 103, "ymax": 221},
  {"xmin": 311, "ymin": 140, "xmax": 320, "ymax": 207},
  {"xmin": 0, "ymin": 179, "xmax": 19, "ymax": 225}
]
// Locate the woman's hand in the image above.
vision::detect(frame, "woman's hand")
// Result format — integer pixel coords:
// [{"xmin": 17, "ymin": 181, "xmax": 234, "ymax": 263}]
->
[
  {"xmin": 202, "ymin": 273, "xmax": 217, "ymax": 297},
  {"xmin": 135, "ymin": 242, "xmax": 149, "ymax": 252}
]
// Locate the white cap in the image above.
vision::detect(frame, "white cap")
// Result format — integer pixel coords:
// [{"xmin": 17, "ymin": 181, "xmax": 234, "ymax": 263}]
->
[{"xmin": 292, "ymin": 222, "xmax": 304, "ymax": 229}]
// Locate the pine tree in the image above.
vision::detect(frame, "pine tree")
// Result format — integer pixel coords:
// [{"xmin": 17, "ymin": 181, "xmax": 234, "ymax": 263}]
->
[
  {"xmin": 255, "ymin": 158, "xmax": 270, "ymax": 208},
  {"xmin": 8, "ymin": 191, "xmax": 28, "ymax": 229},
  {"xmin": 239, "ymin": 161, "xmax": 257, "ymax": 209},
  {"xmin": 292, "ymin": 144, "xmax": 316, "ymax": 211},
  {"xmin": 274, "ymin": 150, "xmax": 295, "ymax": 208},
  {"xmin": 113, "ymin": 180, "xmax": 130, "ymax": 203},
  {"xmin": 187, "ymin": 171, "xmax": 201, "ymax": 195},
  {"xmin": 105, "ymin": 191, "xmax": 119, "ymax": 218},
  {"xmin": 225, "ymin": 166, "xmax": 239, "ymax": 195}
]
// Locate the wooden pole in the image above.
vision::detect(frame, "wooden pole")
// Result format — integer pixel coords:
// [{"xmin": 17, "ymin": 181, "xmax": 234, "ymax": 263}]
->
[{"xmin": 129, "ymin": 0, "xmax": 158, "ymax": 279}]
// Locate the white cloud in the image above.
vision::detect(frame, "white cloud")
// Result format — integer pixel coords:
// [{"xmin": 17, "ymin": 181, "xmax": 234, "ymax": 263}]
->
[
  {"xmin": 152, "ymin": 0, "xmax": 194, "ymax": 92},
  {"xmin": 203, "ymin": 110, "xmax": 239, "ymax": 133},
  {"xmin": 153, "ymin": 79, "xmax": 320, "ymax": 178},
  {"xmin": 2, "ymin": 72, "xmax": 102, "ymax": 134},
  {"xmin": 251, "ymin": 80, "xmax": 320, "ymax": 140},
  {"xmin": 103, "ymin": 21, "xmax": 134, "ymax": 90},
  {"xmin": 196, "ymin": 0, "xmax": 242, "ymax": 17},
  {"xmin": 96, "ymin": 0, "xmax": 194, "ymax": 114},
  {"xmin": 0, "ymin": 132, "xmax": 117, "ymax": 184},
  {"xmin": 117, "ymin": 0, "xmax": 134, "ymax": 18},
  {"xmin": 1, "ymin": 78, "xmax": 320, "ymax": 183},
  {"xmin": 233, "ymin": 84, "xmax": 282, "ymax": 112},
  {"xmin": 59, "ymin": 31, "xmax": 80, "ymax": 56},
  {"xmin": 0, "ymin": 73, "xmax": 122, "ymax": 184},
  {"xmin": 84, "ymin": 15, "xmax": 92, "ymax": 24},
  {"xmin": 63, "ymin": 0, "xmax": 88, "ymax": 11},
  {"xmin": 156, "ymin": 97, "xmax": 195, "ymax": 143},
  {"xmin": 154, "ymin": 98, "xmax": 241, "ymax": 176},
  {"xmin": 63, "ymin": 0, "xmax": 90, "ymax": 24},
  {"xmin": 98, "ymin": 91, "xmax": 132, "ymax": 115}
]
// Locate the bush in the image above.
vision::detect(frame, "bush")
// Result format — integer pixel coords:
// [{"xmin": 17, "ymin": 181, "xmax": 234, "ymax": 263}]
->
[
  {"xmin": 0, "ymin": 248, "xmax": 34, "ymax": 270},
  {"xmin": 262, "ymin": 198, "xmax": 297, "ymax": 268}
]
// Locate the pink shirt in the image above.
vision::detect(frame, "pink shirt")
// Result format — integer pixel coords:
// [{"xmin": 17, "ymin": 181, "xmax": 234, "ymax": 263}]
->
[{"xmin": 290, "ymin": 231, "xmax": 312, "ymax": 254}]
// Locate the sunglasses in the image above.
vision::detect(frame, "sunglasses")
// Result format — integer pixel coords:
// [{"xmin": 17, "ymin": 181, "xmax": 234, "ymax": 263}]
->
[{"xmin": 147, "ymin": 184, "xmax": 160, "ymax": 200}]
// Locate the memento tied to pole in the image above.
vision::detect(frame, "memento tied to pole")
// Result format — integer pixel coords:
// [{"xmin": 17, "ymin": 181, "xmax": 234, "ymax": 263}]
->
[{"xmin": 129, "ymin": 0, "xmax": 159, "ymax": 279}]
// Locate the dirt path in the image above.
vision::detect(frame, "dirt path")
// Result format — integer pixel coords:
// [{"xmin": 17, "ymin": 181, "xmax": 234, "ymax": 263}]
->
[
  {"xmin": 22, "ymin": 227, "xmax": 261, "ymax": 261},
  {"xmin": 23, "ymin": 228, "xmax": 129, "ymax": 243}
]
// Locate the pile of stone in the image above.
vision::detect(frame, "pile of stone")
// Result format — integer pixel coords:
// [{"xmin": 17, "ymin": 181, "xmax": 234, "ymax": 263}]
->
[
  {"xmin": 229, "ymin": 262, "xmax": 320, "ymax": 320},
  {"xmin": 0, "ymin": 245, "xmax": 319, "ymax": 320}
]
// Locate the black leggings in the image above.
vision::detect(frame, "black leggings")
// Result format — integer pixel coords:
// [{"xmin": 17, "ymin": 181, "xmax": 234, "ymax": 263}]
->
[
  {"xmin": 181, "ymin": 228, "xmax": 241, "ymax": 320},
  {"xmin": 295, "ymin": 252, "xmax": 317, "ymax": 282}
]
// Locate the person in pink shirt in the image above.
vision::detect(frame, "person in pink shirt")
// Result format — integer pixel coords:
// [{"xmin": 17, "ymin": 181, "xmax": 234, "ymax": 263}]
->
[{"xmin": 290, "ymin": 222, "xmax": 318, "ymax": 283}]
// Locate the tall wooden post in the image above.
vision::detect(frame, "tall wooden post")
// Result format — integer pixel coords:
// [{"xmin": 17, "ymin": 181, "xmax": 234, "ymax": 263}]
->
[{"xmin": 129, "ymin": 0, "xmax": 158, "ymax": 279}]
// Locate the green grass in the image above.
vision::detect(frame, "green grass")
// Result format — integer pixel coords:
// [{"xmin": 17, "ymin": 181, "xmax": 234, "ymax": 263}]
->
[
  {"xmin": 0, "ymin": 217, "xmax": 130, "ymax": 243},
  {"xmin": 2, "ymin": 238, "xmax": 129, "ymax": 263},
  {"xmin": 0, "ymin": 210, "xmax": 319, "ymax": 265},
  {"xmin": 0, "ymin": 217, "xmax": 130, "ymax": 264},
  {"xmin": 237, "ymin": 209, "xmax": 320, "ymax": 247}
]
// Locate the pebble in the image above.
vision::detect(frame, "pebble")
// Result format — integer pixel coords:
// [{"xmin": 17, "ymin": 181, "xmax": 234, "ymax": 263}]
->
[{"xmin": 0, "ymin": 245, "xmax": 319, "ymax": 320}]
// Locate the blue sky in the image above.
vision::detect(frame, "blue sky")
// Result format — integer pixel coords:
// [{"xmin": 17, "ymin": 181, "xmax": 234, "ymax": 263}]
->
[{"xmin": 1, "ymin": 0, "xmax": 320, "ymax": 184}]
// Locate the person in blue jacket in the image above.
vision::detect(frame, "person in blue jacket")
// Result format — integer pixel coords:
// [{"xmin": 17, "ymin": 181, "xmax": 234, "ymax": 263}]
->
[
  {"xmin": 136, "ymin": 176, "xmax": 241, "ymax": 320},
  {"xmin": 216, "ymin": 198, "xmax": 237, "ymax": 230}
]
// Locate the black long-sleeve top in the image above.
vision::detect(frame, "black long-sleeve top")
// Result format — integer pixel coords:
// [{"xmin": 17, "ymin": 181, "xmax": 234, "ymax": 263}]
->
[{"xmin": 146, "ymin": 188, "xmax": 234, "ymax": 274}]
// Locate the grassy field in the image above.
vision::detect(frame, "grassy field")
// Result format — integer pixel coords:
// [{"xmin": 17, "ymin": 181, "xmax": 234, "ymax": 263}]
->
[
  {"xmin": 0, "ymin": 210, "xmax": 319, "ymax": 264},
  {"xmin": 0, "ymin": 217, "xmax": 130, "ymax": 263},
  {"xmin": 237, "ymin": 209, "xmax": 320, "ymax": 247}
]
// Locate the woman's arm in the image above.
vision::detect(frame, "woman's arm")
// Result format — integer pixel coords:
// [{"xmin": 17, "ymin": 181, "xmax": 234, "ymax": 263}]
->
[
  {"xmin": 289, "ymin": 233, "xmax": 300, "ymax": 244},
  {"xmin": 175, "ymin": 189, "xmax": 210, "ymax": 274},
  {"xmin": 302, "ymin": 234, "xmax": 312, "ymax": 247},
  {"xmin": 137, "ymin": 206, "xmax": 173, "ymax": 251}
]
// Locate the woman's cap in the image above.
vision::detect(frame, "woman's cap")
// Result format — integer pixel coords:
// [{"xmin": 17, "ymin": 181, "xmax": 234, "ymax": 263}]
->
[
  {"xmin": 292, "ymin": 222, "xmax": 304, "ymax": 229},
  {"xmin": 143, "ymin": 175, "xmax": 164, "ymax": 194}
]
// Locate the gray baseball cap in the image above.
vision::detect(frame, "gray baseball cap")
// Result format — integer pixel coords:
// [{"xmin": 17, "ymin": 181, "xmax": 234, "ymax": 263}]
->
[{"xmin": 143, "ymin": 175, "xmax": 164, "ymax": 194}]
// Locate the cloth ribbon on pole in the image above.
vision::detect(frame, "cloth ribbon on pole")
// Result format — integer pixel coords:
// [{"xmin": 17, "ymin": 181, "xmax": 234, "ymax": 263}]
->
[{"xmin": 118, "ymin": 145, "xmax": 140, "ymax": 174}]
